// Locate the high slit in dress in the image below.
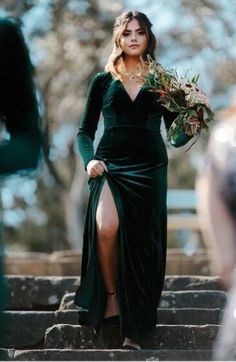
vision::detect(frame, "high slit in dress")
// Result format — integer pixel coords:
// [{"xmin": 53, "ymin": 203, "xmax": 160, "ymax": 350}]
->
[{"xmin": 74, "ymin": 71, "xmax": 192, "ymax": 344}]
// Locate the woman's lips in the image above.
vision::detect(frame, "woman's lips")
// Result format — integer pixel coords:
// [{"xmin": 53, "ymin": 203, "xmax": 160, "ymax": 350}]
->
[{"xmin": 129, "ymin": 44, "xmax": 140, "ymax": 48}]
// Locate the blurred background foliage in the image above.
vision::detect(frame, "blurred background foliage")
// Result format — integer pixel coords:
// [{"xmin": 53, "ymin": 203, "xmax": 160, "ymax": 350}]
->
[{"xmin": 0, "ymin": 0, "xmax": 235, "ymax": 252}]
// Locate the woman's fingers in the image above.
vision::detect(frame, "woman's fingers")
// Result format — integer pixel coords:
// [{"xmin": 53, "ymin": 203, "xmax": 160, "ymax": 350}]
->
[
  {"xmin": 96, "ymin": 163, "xmax": 104, "ymax": 173},
  {"xmin": 100, "ymin": 160, "xmax": 108, "ymax": 172},
  {"xmin": 184, "ymin": 118, "xmax": 201, "ymax": 136},
  {"xmin": 189, "ymin": 117, "xmax": 201, "ymax": 128},
  {"xmin": 93, "ymin": 167, "xmax": 103, "ymax": 177},
  {"xmin": 89, "ymin": 160, "xmax": 108, "ymax": 178}
]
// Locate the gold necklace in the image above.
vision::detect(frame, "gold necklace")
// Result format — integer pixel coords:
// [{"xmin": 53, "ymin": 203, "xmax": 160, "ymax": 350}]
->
[
  {"xmin": 117, "ymin": 58, "xmax": 149, "ymax": 82},
  {"xmin": 124, "ymin": 67, "xmax": 150, "ymax": 86},
  {"xmin": 124, "ymin": 62, "xmax": 143, "ymax": 80}
]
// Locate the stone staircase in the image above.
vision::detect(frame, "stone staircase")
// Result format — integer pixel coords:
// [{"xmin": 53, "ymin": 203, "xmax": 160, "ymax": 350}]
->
[{"xmin": 0, "ymin": 275, "xmax": 225, "ymax": 361}]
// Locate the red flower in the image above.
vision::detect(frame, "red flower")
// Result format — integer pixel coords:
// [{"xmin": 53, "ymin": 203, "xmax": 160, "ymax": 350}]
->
[
  {"xmin": 154, "ymin": 90, "xmax": 167, "ymax": 97},
  {"xmin": 198, "ymin": 108, "xmax": 203, "ymax": 120}
]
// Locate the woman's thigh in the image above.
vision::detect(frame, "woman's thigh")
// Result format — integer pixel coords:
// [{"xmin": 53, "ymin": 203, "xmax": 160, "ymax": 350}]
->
[{"xmin": 96, "ymin": 179, "xmax": 119, "ymax": 235}]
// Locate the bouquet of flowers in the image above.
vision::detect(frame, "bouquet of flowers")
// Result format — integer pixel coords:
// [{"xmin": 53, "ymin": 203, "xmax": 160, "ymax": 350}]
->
[{"xmin": 145, "ymin": 56, "xmax": 214, "ymax": 148}]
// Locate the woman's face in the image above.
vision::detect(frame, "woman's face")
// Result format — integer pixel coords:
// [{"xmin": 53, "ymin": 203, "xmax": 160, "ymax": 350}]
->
[{"xmin": 119, "ymin": 19, "xmax": 148, "ymax": 58}]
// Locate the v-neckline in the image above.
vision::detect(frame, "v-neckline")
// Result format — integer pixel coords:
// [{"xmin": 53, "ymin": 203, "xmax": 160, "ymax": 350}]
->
[{"xmin": 118, "ymin": 74, "xmax": 149, "ymax": 103}]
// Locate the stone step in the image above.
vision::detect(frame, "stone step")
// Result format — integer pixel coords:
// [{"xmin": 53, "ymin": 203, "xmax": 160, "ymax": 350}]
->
[
  {"xmin": 0, "ymin": 348, "xmax": 214, "ymax": 361},
  {"xmin": 60, "ymin": 290, "xmax": 226, "ymax": 310},
  {"xmin": 5, "ymin": 275, "xmax": 223, "ymax": 311},
  {"xmin": 157, "ymin": 308, "xmax": 222, "ymax": 325},
  {"xmin": 164, "ymin": 275, "xmax": 222, "ymax": 291},
  {"xmin": 5, "ymin": 276, "xmax": 80, "ymax": 310},
  {"xmin": 44, "ymin": 324, "xmax": 219, "ymax": 350},
  {"xmin": 1, "ymin": 308, "xmax": 222, "ymax": 349},
  {"xmin": 0, "ymin": 349, "xmax": 14, "ymax": 361},
  {"xmin": 159, "ymin": 290, "xmax": 226, "ymax": 309}
]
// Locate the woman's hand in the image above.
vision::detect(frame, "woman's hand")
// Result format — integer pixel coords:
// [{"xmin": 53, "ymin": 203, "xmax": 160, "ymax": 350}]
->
[
  {"xmin": 87, "ymin": 159, "xmax": 108, "ymax": 178},
  {"xmin": 184, "ymin": 117, "xmax": 201, "ymax": 136}
]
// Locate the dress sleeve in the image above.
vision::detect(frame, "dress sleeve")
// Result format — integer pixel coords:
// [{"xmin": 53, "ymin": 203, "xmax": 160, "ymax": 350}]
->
[
  {"xmin": 162, "ymin": 107, "xmax": 193, "ymax": 148},
  {"xmin": 77, "ymin": 72, "xmax": 103, "ymax": 171}
]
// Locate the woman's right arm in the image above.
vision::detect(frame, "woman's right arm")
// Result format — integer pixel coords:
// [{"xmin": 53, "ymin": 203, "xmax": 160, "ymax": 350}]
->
[{"xmin": 77, "ymin": 72, "xmax": 104, "ymax": 171}]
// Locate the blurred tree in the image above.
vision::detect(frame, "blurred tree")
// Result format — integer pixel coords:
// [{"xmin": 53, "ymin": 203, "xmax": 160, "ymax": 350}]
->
[{"xmin": 1, "ymin": 0, "xmax": 123, "ymax": 251}]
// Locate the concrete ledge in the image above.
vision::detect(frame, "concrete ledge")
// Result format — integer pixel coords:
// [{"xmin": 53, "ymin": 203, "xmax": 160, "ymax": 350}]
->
[
  {"xmin": 4, "ymin": 249, "xmax": 213, "ymax": 276},
  {"xmin": 13, "ymin": 348, "xmax": 213, "ymax": 361}
]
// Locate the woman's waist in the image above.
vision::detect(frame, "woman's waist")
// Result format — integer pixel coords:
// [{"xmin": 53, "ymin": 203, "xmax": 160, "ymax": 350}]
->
[
  {"xmin": 96, "ymin": 126, "xmax": 166, "ymax": 159},
  {"xmin": 103, "ymin": 125, "xmax": 161, "ymax": 132},
  {"xmin": 101, "ymin": 125, "xmax": 162, "ymax": 142}
]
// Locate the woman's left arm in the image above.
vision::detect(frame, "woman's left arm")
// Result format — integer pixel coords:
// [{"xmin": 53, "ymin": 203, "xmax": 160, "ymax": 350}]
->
[{"xmin": 162, "ymin": 108, "xmax": 200, "ymax": 147}]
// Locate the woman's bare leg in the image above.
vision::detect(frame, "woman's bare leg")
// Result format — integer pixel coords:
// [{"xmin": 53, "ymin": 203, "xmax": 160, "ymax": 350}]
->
[
  {"xmin": 96, "ymin": 179, "xmax": 120, "ymax": 317},
  {"xmin": 96, "ymin": 178, "xmax": 141, "ymax": 348}
]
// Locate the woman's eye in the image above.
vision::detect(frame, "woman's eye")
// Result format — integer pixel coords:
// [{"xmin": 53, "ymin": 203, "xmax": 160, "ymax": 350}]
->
[
  {"xmin": 138, "ymin": 31, "xmax": 145, "ymax": 35},
  {"xmin": 122, "ymin": 32, "xmax": 129, "ymax": 37}
]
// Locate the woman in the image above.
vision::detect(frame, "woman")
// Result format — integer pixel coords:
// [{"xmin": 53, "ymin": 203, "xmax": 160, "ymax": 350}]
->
[{"xmin": 74, "ymin": 10, "xmax": 200, "ymax": 349}]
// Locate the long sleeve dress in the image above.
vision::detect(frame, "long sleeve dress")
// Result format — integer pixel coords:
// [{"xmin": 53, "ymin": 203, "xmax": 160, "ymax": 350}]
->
[{"xmin": 74, "ymin": 70, "xmax": 193, "ymax": 344}]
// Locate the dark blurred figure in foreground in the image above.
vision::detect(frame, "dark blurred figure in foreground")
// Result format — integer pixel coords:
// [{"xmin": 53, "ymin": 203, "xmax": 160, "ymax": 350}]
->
[
  {"xmin": 0, "ymin": 17, "xmax": 42, "ymax": 342},
  {"xmin": 196, "ymin": 102, "xmax": 236, "ymax": 360}
]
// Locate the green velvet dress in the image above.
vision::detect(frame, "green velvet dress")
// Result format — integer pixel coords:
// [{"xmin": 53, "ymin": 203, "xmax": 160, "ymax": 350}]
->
[{"xmin": 74, "ymin": 71, "xmax": 192, "ymax": 344}]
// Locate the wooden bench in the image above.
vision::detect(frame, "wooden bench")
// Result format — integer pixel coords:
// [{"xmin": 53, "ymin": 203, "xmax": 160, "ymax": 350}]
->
[{"xmin": 167, "ymin": 189, "xmax": 200, "ymax": 231}]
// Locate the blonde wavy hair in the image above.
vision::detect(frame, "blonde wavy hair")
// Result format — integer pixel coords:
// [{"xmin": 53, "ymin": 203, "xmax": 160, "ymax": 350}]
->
[{"xmin": 105, "ymin": 11, "xmax": 157, "ymax": 80}]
